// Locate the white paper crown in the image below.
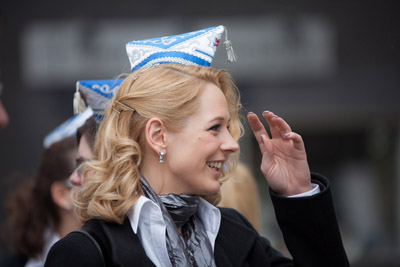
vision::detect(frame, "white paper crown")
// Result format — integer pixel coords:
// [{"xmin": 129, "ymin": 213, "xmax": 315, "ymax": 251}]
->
[
  {"xmin": 43, "ymin": 107, "xmax": 93, "ymax": 148},
  {"xmin": 126, "ymin": 25, "xmax": 235, "ymax": 71},
  {"xmin": 74, "ymin": 79, "xmax": 123, "ymax": 122}
]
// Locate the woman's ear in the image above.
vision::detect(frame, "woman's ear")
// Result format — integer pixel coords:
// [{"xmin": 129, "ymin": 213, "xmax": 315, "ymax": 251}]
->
[
  {"xmin": 145, "ymin": 118, "xmax": 167, "ymax": 153},
  {"xmin": 50, "ymin": 181, "xmax": 72, "ymax": 211}
]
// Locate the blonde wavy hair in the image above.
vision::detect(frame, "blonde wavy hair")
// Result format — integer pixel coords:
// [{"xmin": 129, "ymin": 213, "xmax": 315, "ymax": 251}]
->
[{"xmin": 75, "ymin": 64, "xmax": 243, "ymax": 224}]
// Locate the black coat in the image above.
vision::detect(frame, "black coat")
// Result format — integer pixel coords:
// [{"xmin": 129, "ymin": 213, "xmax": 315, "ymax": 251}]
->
[{"xmin": 45, "ymin": 174, "xmax": 349, "ymax": 267}]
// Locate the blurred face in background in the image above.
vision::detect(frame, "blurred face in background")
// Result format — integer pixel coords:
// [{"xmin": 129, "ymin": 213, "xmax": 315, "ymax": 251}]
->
[
  {"xmin": 69, "ymin": 134, "xmax": 94, "ymax": 187},
  {"xmin": 0, "ymin": 82, "xmax": 9, "ymax": 130}
]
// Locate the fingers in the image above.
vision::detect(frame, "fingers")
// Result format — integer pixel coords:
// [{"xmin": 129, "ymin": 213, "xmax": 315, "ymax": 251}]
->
[
  {"xmin": 248, "ymin": 111, "xmax": 292, "ymax": 140},
  {"xmin": 247, "ymin": 112, "xmax": 272, "ymax": 154},
  {"xmin": 248, "ymin": 111, "xmax": 305, "ymax": 150},
  {"xmin": 247, "ymin": 112, "xmax": 265, "ymax": 133},
  {"xmin": 247, "ymin": 112, "xmax": 270, "ymax": 143},
  {"xmin": 283, "ymin": 132, "xmax": 305, "ymax": 151},
  {"xmin": 261, "ymin": 111, "xmax": 292, "ymax": 139}
]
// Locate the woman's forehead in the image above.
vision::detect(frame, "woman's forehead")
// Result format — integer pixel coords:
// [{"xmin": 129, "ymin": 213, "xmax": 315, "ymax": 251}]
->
[{"xmin": 195, "ymin": 84, "xmax": 229, "ymax": 119}]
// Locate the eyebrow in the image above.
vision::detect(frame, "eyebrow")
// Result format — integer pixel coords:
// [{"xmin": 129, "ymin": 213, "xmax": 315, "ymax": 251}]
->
[
  {"xmin": 209, "ymin": 116, "xmax": 230, "ymax": 123},
  {"xmin": 75, "ymin": 157, "xmax": 88, "ymax": 165}
]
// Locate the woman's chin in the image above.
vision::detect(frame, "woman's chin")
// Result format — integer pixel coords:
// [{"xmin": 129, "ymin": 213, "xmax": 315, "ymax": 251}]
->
[{"xmin": 201, "ymin": 183, "xmax": 221, "ymax": 196}]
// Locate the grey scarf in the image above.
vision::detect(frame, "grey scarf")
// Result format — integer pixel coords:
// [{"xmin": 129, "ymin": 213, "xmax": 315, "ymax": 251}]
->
[{"xmin": 140, "ymin": 176, "xmax": 216, "ymax": 267}]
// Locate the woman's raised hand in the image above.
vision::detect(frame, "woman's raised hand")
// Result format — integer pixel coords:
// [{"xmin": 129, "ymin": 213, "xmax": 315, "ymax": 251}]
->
[{"xmin": 247, "ymin": 111, "xmax": 312, "ymax": 196}]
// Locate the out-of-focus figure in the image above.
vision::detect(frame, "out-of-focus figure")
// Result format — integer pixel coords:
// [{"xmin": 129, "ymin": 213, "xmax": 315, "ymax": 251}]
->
[
  {"xmin": 3, "ymin": 137, "xmax": 80, "ymax": 267},
  {"xmin": 0, "ymin": 81, "xmax": 9, "ymax": 130},
  {"xmin": 218, "ymin": 163, "xmax": 261, "ymax": 232},
  {"xmin": 1, "ymin": 109, "xmax": 92, "ymax": 267},
  {"xmin": 0, "ymin": 11, "xmax": 9, "ymax": 130},
  {"xmin": 69, "ymin": 115, "xmax": 96, "ymax": 187},
  {"xmin": 69, "ymin": 79, "xmax": 121, "ymax": 187}
]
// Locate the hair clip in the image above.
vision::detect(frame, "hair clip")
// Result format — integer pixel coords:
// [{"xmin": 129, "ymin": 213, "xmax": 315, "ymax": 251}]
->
[
  {"xmin": 112, "ymin": 107, "xmax": 121, "ymax": 115},
  {"xmin": 113, "ymin": 100, "xmax": 135, "ymax": 115}
]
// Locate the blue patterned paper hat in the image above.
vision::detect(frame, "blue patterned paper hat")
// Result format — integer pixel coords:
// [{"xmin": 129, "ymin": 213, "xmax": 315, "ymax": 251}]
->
[
  {"xmin": 126, "ymin": 25, "xmax": 236, "ymax": 71},
  {"xmin": 74, "ymin": 79, "xmax": 124, "ymax": 122},
  {"xmin": 43, "ymin": 107, "xmax": 93, "ymax": 148}
]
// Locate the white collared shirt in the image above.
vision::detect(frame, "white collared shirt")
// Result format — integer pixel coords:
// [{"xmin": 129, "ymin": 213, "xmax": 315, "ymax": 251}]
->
[
  {"xmin": 127, "ymin": 195, "xmax": 221, "ymax": 267},
  {"xmin": 126, "ymin": 184, "xmax": 320, "ymax": 267}
]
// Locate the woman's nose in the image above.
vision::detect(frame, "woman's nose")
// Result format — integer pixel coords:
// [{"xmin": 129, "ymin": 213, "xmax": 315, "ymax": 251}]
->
[
  {"xmin": 220, "ymin": 131, "xmax": 239, "ymax": 154},
  {"xmin": 69, "ymin": 169, "xmax": 83, "ymax": 187}
]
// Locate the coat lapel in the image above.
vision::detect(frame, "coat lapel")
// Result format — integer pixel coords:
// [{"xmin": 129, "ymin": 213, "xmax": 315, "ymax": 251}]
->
[
  {"xmin": 99, "ymin": 210, "xmax": 262, "ymax": 267},
  {"xmin": 214, "ymin": 210, "xmax": 259, "ymax": 267},
  {"xmin": 100, "ymin": 218, "xmax": 156, "ymax": 266}
]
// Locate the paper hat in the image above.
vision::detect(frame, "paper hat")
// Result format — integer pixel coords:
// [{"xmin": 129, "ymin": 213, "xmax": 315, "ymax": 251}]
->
[
  {"xmin": 43, "ymin": 107, "xmax": 93, "ymax": 148},
  {"xmin": 126, "ymin": 25, "xmax": 236, "ymax": 71},
  {"xmin": 74, "ymin": 79, "xmax": 123, "ymax": 122}
]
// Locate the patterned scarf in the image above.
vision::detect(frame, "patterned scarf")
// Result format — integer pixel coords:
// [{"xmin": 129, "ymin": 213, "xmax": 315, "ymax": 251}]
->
[{"xmin": 140, "ymin": 176, "xmax": 216, "ymax": 267}]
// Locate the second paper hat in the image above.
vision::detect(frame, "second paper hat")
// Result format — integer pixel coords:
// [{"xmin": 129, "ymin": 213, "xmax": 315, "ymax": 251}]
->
[{"xmin": 74, "ymin": 79, "xmax": 123, "ymax": 122}]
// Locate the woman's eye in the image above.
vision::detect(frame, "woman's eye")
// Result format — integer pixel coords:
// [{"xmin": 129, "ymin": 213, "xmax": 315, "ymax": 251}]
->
[{"xmin": 209, "ymin": 124, "xmax": 221, "ymax": 131}]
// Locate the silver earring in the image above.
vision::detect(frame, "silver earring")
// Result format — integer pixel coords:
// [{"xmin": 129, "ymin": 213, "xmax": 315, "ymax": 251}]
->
[
  {"xmin": 158, "ymin": 149, "xmax": 166, "ymax": 163},
  {"xmin": 64, "ymin": 203, "xmax": 72, "ymax": 211}
]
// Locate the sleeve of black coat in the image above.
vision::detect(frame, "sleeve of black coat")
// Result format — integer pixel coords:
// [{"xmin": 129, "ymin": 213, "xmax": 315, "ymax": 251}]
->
[
  {"xmin": 270, "ymin": 173, "xmax": 349, "ymax": 267},
  {"xmin": 44, "ymin": 232, "xmax": 104, "ymax": 267}
]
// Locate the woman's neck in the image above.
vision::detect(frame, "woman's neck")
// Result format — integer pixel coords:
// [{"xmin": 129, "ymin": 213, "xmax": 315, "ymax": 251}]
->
[
  {"xmin": 56, "ymin": 210, "xmax": 82, "ymax": 238},
  {"xmin": 141, "ymin": 154, "xmax": 174, "ymax": 194}
]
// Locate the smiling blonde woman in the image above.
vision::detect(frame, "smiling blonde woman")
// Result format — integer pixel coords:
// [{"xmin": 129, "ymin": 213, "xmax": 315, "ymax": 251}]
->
[
  {"xmin": 46, "ymin": 24, "xmax": 348, "ymax": 266},
  {"xmin": 45, "ymin": 63, "xmax": 349, "ymax": 267}
]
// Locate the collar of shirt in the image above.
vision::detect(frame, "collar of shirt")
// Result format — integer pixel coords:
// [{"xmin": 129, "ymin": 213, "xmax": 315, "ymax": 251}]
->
[{"xmin": 126, "ymin": 195, "xmax": 221, "ymax": 267}]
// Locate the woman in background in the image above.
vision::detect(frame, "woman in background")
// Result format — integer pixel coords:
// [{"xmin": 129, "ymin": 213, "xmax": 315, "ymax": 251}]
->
[
  {"xmin": 0, "ymin": 80, "xmax": 9, "ymax": 130},
  {"xmin": 3, "ymin": 137, "xmax": 81, "ymax": 267},
  {"xmin": 69, "ymin": 116, "xmax": 97, "ymax": 187}
]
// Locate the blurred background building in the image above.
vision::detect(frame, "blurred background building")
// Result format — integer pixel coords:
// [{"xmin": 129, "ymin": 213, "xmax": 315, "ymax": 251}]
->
[{"xmin": 0, "ymin": 1, "xmax": 399, "ymax": 266}]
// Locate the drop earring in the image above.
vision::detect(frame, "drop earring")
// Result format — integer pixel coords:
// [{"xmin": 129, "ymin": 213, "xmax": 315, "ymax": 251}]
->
[
  {"xmin": 158, "ymin": 149, "xmax": 166, "ymax": 163},
  {"xmin": 64, "ymin": 203, "xmax": 72, "ymax": 211}
]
